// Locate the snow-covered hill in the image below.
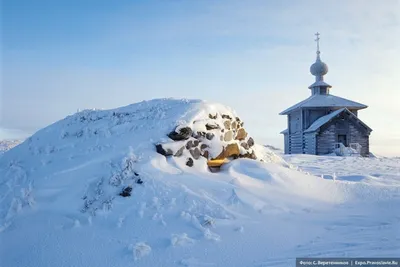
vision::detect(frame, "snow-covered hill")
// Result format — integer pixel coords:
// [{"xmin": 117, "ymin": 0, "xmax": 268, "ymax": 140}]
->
[{"xmin": 0, "ymin": 99, "xmax": 399, "ymax": 267}]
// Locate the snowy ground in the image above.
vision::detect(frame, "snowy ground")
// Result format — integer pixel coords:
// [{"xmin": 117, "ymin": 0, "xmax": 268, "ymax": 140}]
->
[
  {"xmin": 283, "ymin": 153, "xmax": 400, "ymax": 187},
  {"xmin": 0, "ymin": 99, "xmax": 399, "ymax": 267}
]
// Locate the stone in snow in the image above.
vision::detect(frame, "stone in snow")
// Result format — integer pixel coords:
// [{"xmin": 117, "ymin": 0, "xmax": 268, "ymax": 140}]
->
[
  {"xmin": 174, "ymin": 146, "xmax": 185, "ymax": 157},
  {"xmin": 247, "ymin": 137, "xmax": 254, "ymax": 147},
  {"xmin": 168, "ymin": 127, "xmax": 193, "ymax": 141},
  {"xmin": 156, "ymin": 144, "xmax": 173, "ymax": 156},
  {"xmin": 190, "ymin": 148, "xmax": 201, "ymax": 160},
  {"xmin": 205, "ymin": 122, "xmax": 220, "ymax": 131},
  {"xmin": 206, "ymin": 133, "xmax": 215, "ymax": 140},
  {"xmin": 186, "ymin": 157, "xmax": 194, "ymax": 167}
]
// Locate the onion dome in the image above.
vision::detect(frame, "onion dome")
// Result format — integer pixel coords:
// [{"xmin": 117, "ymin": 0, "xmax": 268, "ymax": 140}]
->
[{"xmin": 310, "ymin": 54, "xmax": 328, "ymax": 77}]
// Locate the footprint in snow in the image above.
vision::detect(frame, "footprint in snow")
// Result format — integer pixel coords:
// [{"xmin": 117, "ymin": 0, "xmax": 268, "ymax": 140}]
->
[
  {"xmin": 180, "ymin": 258, "xmax": 215, "ymax": 266},
  {"xmin": 58, "ymin": 213, "xmax": 91, "ymax": 230},
  {"xmin": 203, "ymin": 228, "xmax": 220, "ymax": 242},
  {"xmin": 152, "ymin": 212, "xmax": 167, "ymax": 226},
  {"xmin": 117, "ymin": 216, "xmax": 125, "ymax": 228},
  {"xmin": 171, "ymin": 233, "xmax": 195, "ymax": 247},
  {"xmin": 138, "ymin": 202, "xmax": 146, "ymax": 218},
  {"xmin": 235, "ymin": 226, "xmax": 244, "ymax": 233},
  {"xmin": 59, "ymin": 218, "xmax": 82, "ymax": 230},
  {"xmin": 129, "ymin": 242, "xmax": 151, "ymax": 261}
]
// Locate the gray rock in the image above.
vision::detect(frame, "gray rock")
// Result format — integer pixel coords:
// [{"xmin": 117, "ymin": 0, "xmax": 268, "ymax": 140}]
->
[
  {"xmin": 156, "ymin": 144, "xmax": 173, "ymax": 156},
  {"xmin": 119, "ymin": 186, "xmax": 132, "ymax": 197},
  {"xmin": 186, "ymin": 157, "xmax": 194, "ymax": 167},
  {"xmin": 190, "ymin": 148, "xmax": 201, "ymax": 160},
  {"xmin": 200, "ymin": 144, "xmax": 208, "ymax": 150},
  {"xmin": 209, "ymin": 113, "xmax": 218, "ymax": 119},
  {"xmin": 186, "ymin": 140, "xmax": 194, "ymax": 149},
  {"xmin": 206, "ymin": 132, "xmax": 215, "ymax": 140},
  {"xmin": 241, "ymin": 142, "xmax": 249, "ymax": 150},
  {"xmin": 194, "ymin": 131, "xmax": 206, "ymax": 139},
  {"xmin": 168, "ymin": 126, "xmax": 193, "ymax": 141},
  {"xmin": 222, "ymin": 114, "xmax": 232, "ymax": 120},
  {"xmin": 247, "ymin": 137, "xmax": 255, "ymax": 147},
  {"xmin": 193, "ymin": 140, "xmax": 200, "ymax": 147},
  {"xmin": 174, "ymin": 146, "xmax": 185, "ymax": 157},
  {"xmin": 206, "ymin": 122, "xmax": 220, "ymax": 130}
]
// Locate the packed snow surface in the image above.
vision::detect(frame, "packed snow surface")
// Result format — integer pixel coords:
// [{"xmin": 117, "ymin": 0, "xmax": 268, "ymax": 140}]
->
[{"xmin": 0, "ymin": 99, "xmax": 399, "ymax": 267}]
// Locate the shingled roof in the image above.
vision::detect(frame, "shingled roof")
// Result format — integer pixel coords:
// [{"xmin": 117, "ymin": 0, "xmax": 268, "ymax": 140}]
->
[{"xmin": 280, "ymin": 94, "xmax": 367, "ymax": 115}]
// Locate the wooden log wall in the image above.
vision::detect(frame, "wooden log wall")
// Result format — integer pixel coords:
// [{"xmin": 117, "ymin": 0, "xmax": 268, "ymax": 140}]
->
[{"xmin": 317, "ymin": 124, "xmax": 336, "ymax": 155}]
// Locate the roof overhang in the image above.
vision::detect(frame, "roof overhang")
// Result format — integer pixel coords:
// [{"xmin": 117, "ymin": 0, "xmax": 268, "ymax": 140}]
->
[
  {"xmin": 308, "ymin": 81, "xmax": 332, "ymax": 89},
  {"xmin": 280, "ymin": 129, "xmax": 288, "ymax": 134},
  {"xmin": 304, "ymin": 108, "xmax": 372, "ymax": 133}
]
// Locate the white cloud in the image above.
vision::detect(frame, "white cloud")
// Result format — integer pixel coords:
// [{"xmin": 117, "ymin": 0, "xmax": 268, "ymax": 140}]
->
[{"xmin": 0, "ymin": 127, "xmax": 31, "ymax": 140}]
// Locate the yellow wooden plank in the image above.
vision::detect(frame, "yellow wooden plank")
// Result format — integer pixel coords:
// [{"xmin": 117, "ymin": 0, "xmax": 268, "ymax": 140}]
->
[{"xmin": 207, "ymin": 159, "xmax": 229, "ymax": 167}]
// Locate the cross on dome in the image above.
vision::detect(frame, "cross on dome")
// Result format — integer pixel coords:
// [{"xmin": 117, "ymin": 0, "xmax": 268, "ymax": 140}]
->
[{"xmin": 315, "ymin": 32, "xmax": 320, "ymax": 56}]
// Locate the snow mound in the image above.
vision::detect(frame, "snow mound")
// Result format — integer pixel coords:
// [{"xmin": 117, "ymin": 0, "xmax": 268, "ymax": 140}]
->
[{"xmin": 0, "ymin": 98, "xmax": 284, "ymax": 227}]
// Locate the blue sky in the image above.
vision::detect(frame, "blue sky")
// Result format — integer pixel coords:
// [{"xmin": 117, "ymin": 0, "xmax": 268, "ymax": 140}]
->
[{"xmin": 1, "ymin": 0, "xmax": 399, "ymax": 156}]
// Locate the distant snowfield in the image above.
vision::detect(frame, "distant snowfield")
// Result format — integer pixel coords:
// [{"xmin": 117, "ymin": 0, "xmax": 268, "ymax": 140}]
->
[
  {"xmin": 0, "ymin": 99, "xmax": 399, "ymax": 267},
  {"xmin": 282, "ymin": 153, "xmax": 400, "ymax": 186},
  {"xmin": 0, "ymin": 140, "xmax": 23, "ymax": 155}
]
